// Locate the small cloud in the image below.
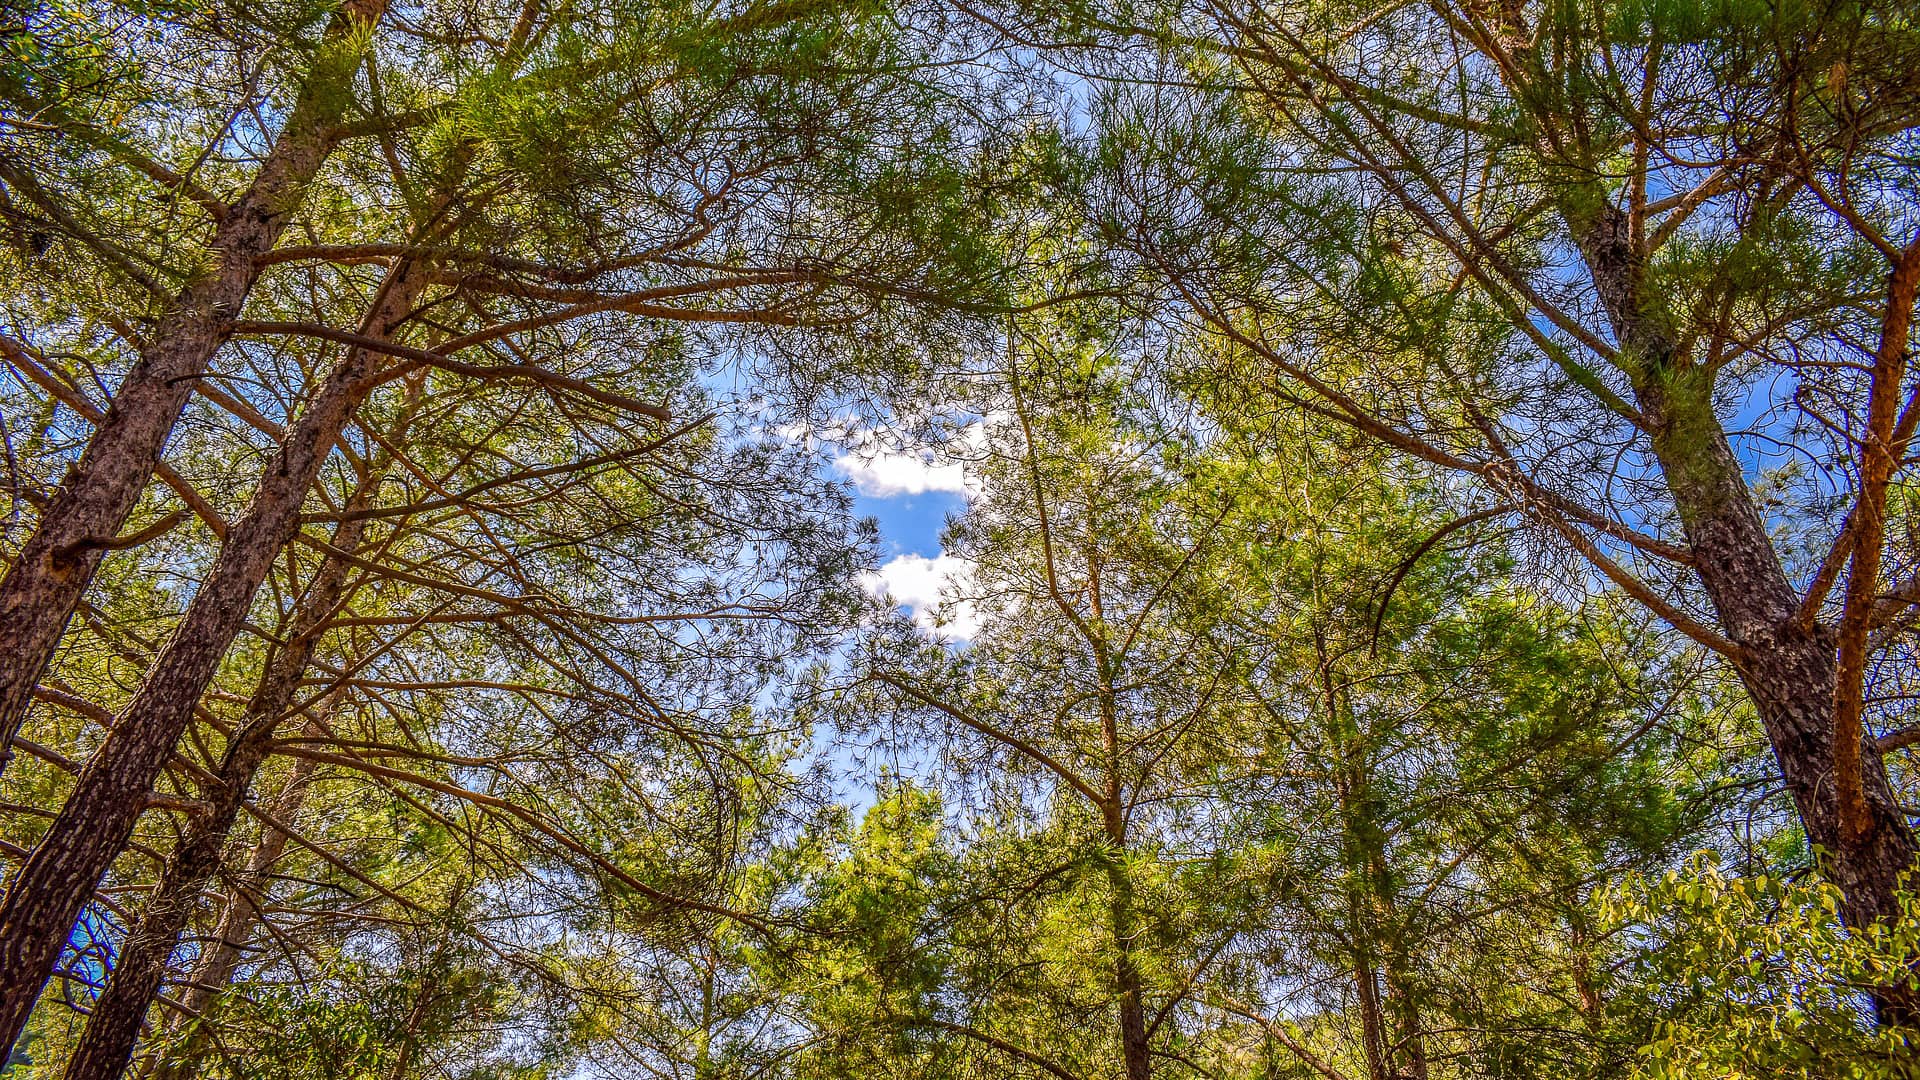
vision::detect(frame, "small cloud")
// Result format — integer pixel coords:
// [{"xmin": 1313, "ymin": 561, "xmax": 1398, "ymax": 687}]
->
[
  {"xmin": 833, "ymin": 449, "xmax": 970, "ymax": 497},
  {"xmin": 818, "ymin": 421, "xmax": 985, "ymax": 499},
  {"xmin": 865, "ymin": 552, "xmax": 981, "ymax": 640}
]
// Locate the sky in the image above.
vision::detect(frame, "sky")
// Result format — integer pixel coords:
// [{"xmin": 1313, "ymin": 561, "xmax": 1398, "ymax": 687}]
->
[
  {"xmin": 822, "ymin": 428, "xmax": 984, "ymax": 640},
  {"xmin": 775, "ymin": 426, "xmax": 986, "ymax": 814}
]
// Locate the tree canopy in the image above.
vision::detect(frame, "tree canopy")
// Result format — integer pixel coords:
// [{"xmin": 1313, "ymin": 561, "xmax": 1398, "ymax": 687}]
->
[{"xmin": 2, "ymin": 0, "xmax": 1918, "ymax": 1077}]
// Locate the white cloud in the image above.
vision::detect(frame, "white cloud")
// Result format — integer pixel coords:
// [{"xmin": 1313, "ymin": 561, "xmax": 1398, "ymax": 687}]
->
[
  {"xmin": 833, "ymin": 449, "xmax": 970, "ymax": 497},
  {"xmin": 865, "ymin": 552, "xmax": 982, "ymax": 640},
  {"xmin": 824, "ymin": 421, "xmax": 985, "ymax": 499}
]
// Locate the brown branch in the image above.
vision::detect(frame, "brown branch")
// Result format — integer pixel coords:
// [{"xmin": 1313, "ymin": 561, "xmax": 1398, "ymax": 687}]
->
[
  {"xmin": 1832, "ymin": 232, "xmax": 1920, "ymax": 845},
  {"xmin": 1157, "ymin": 265, "xmax": 1689, "ymax": 570},
  {"xmin": 0, "ymin": 334, "xmax": 228, "ymax": 537},
  {"xmin": 1518, "ymin": 481, "xmax": 1744, "ymax": 659},
  {"xmin": 392, "ymin": 355, "xmax": 670, "ymax": 422},
  {"xmin": 51, "ymin": 508, "xmax": 189, "ymax": 564},
  {"xmin": 274, "ymin": 745, "xmax": 774, "ymax": 932},
  {"xmin": 1875, "ymin": 726, "xmax": 1920, "ymax": 754},
  {"xmin": 1213, "ymin": 995, "xmax": 1356, "ymax": 1080},
  {"xmin": 59, "ymin": 123, "xmax": 229, "ymax": 222},
  {"xmin": 230, "ymin": 320, "xmax": 671, "ymax": 421},
  {"xmin": 870, "ymin": 672, "xmax": 1107, "ymax": 808},
  {"xmin": 918, "ymin": 1018, "xmax": 1083, "ymax": 1080},
  {"xmin": 1370, "ymin": 505, "xmax": 1515, "ymax": 655}
]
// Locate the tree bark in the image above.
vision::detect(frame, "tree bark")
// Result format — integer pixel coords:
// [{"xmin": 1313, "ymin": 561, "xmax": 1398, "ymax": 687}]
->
[
  {"xmin": 1095, "ymin": 621, "xmax": 1151, "ymax": 1080},
  {"xmin": 1102, "ymin": 777, "xmax": 1150, "ymax": 1080},
  {"xmin": 1357, "ymin": 773, "xmax": 1427, "ymax": 1079},
  {"xmin": 144, "ymin": 746, "xmax": 321, "ymax": 1080},
  {"xmin": 0, "ymin": 250, "xmax": 428, "ymax": 1057},
  {"xmin": 61, "ymin": 509, "xmax": 369, "ymax": 1080},
  {"xmin": 1333, "ymin": 733, "xmax": 1389, "ymax": 1080},
  {"xmin": 1831, "ymin": 239, "xmax": 1920, "ymax": 850},
  {"xmin": 1578, "ymin": 204, "xmax": 1920, "ymax": 1024},
  {"xmin": 1108, "ymin": 866, "xmax": 1152, "ymax": 1080},
  {"xmin": 0, "ymin": 0, "xmax": 388, "ymax": 779},
  {"xmin": 386, "ymin": 971, "xmax": 437, "ymax": 1080}
]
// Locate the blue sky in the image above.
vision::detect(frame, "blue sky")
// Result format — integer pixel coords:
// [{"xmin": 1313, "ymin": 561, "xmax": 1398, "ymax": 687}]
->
[
  {"xmin": 819, "ymin": 425, "xmax": 984, "ymax": 639},
  {"xmin": 858, "ymin": 489, "xmax": 962, "ymax": 560}
]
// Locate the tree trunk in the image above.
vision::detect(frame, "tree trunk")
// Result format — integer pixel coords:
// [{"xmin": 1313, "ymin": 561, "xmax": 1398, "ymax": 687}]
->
[
  {"xmin": 1361, "ymin": 800, "xmax": 1426, "ymax": 1078},
  {"xmin": 1109, "ymin": 870, "xmax": 1152, "ymax": 1080},
  {"xmin": 0, "ymin": 0, "xmax": 388, "ymax": 778},
  {"xmin": 1729, "ymin": 626, "xmax": 1918, "ymax": 1023},
  {"xmin": 1381, "ymin": 943, "xmax": 1428, "ymax": 1080},
  {"xmin": 1579, "ymin": 205, "xmax": 1920, "ymax": 1023},
  {"xmin": 1336, "ymin": 767, "xmax": 1389, "ymax": 1080},
  {"xmin": 386, "ymin": 978, "xmax": 436, "ymax": 1080},
  {"xmin": 1352, "ymin": 959, "xmax": 1389, "ymax": 1080},
  {"xmin": 144, "ymin": 745, "xmax": 321, "ymax": 1080},
  {"xmin": 1103, "ymin": 799, "xmax": 1150, "ymax": 1080},
  {"xmin": 1686, "ymin": 503, "xmax": 1919, "ymax": 1026},
  {"xmin": 1095, "ymin": 626, "xmax": 1151, "ymax": 1080},
  {"xmin": 0, "ymin": 250, "xmax": 429, "ymax": 1057},
  {"xmin": 61, "ymin": 508, "xmax": 370, "ymax": 1080}
]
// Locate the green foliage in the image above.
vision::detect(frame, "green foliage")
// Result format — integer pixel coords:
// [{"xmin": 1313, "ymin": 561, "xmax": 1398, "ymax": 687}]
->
[
  {"xmin": 6, "ymin": 0, "xmax": 1920, "ymax": 1077},
  {"xmin": 1600, "ymin": 857, "xmax": 1920, "ymax": 1079}
]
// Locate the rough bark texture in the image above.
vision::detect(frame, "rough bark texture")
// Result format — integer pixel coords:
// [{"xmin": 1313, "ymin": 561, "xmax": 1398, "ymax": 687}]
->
[
  {"xmin": 61, "ymin": 514, "xmax": 366, "ymax": 1080},
  {"xmin": 1446, "ymin": 1, "xmax": 1920, "ymax": 1022},
  {"xmin": 147, "ymin": 748, "xmax": 320, "ymax": 1080},
  {"xmin": 0, "ymin": 252, "xmax": 425, "ymax": 1056},
  {"xmin": 1579, "ymin": 205, "xmax": 1920, "ymax": 1023},
  {"xmin": 0, "ymin": 0, "xmax": 388, "ymax": 780}
]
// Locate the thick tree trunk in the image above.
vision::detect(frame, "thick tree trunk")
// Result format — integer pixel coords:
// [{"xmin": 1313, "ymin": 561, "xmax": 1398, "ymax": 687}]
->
[
  {"xmin": 0, "ymin": 252, "xmax": 427, "ymax": 1056},
  {"xmin": 1578, "ymin": 206, "xmax": 1920, "ymax": 1023},
  {"xmin": 144, "ymin": 747, "xmax": 320, "ymax": 1080},
  {"xmin": 0, "ymin": 0, "xmax": 388, "ymax": 779},
  {"xmin": 1685, "ymin": 504, "xmax": 1918, "ymax": 1024},
  {"xmin": 62, "ymin": 511, "xmax": 368, "ymax": 1080}
]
